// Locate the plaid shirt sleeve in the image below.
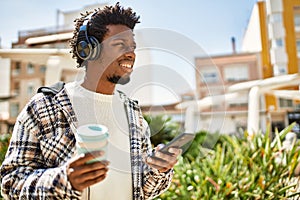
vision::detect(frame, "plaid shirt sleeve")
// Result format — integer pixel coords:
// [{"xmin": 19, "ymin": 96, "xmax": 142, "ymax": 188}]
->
[
  {"xmin": 141, "ymin": 120, "xmax": 174, "ymax": 199},
  {"xmin": 0, "ymin": 95, "xmax": 81, "ymax": 199}
]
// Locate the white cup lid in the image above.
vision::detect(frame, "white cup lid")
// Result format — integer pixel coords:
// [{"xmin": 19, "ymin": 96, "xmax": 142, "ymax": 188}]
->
[{"xmin": 77, "ymin": 124, "xmax": 108, "ymax": 137}]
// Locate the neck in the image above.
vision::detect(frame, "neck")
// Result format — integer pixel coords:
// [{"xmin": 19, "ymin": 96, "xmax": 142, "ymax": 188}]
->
[
  {"xmin": 82, "ymin": 63, "xmax": 117, "ymax": 94},
  {"xmin": 81, "ymin": 77, "xmax": 115, "ymax": 95}
]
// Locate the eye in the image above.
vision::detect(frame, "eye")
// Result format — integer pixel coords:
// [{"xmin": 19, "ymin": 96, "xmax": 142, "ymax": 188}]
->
[
  {"xmin": 114, "ymin": 42, "xmax": 125, "ymax": 47},
  {"xmin": 131, "ymin": 44, "xmax": 137, "ymax": 50}
]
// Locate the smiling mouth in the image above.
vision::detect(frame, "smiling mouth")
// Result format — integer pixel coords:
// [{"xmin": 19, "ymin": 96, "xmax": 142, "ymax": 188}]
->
[{"xmin": 119, "ymin": 63, "xmax": 133, "ymax": 73}]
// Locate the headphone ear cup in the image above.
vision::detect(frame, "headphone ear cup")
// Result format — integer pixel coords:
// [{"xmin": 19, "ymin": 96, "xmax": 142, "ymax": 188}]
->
[
  {"xmin": 75, "ymin": 13, "xmax": 100, "ymax": 61},
  {"xmin": 76, "ymin": 40, "xmax": 93, "ymax": 60},
  {"xmin": 88, "ymin": 36, "xmax": 100, "ymax": 60}
]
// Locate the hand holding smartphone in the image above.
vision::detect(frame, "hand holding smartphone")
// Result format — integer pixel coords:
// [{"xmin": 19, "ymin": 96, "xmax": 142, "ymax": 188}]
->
[
  {"xmin": 147, "ymin": 133, "xmax": 195, "ymax": 172},
  {"xmin": 158, "ymin": 132, "xmax": 195, "ymax": 155}
]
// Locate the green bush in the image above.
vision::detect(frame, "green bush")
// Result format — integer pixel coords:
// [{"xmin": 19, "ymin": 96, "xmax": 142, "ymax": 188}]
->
[
  {"xmin": 156, "ymin": 123, "xmax": 300, "ymax": 199},
  {"xmin": 0, "ymin": 134, "xmax": 10, "ymax": 164},
  {"xmin": 144, "ymin": 114, "xmax": 181, "ymax": 147},
  {"xmin": 0, "ymin": 133, "xmax": 11, "ymax": 200},
  {"xmin": 182, "ymin": 130, "xmax": 220, "ymax": 162}
]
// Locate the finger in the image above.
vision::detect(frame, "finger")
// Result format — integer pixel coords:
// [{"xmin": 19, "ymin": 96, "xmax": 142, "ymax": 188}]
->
[
  {"xmin": 80, "ymin": 173, "xmax": 107, "ymax": 189},
  {"xmin": 155, "ymin": 144, "xmax": 165, "ymax": 151},
  {"xmin": 147, "ymin": 163, "xmax": 167, "ymax": 172},
  {"xmin": 80, "ymin": 167, "xmax": 109, "ymax": 182},
  {"xmin": 147, "ymin": 155, "xmax": 176, "ymax": 170},
  {"xmin": 168, "ymin": 148, "xmax": 182, "ymax": 156},
  {"xmin": 147, "ymin": 155, "xmax": 168, "ymax": 166},
  {"xmin": 146, "ymin": 157, "xmax": 173, "ymax": 173},
  {"xmin": 71, "ymin": 160, "xmax": 110, "ymax": 175},
  {"xmin": 70, "ymin": 151, "xmax": 104, "ymax": 167},
  {"xmin": 70, "ymin": 172, "xmax": 108, "ymax": 191},
  {"xmin": 154, "ymin": 151, "xmax": 178, "ymax": 163},
  {"xmin": 68, "ymin": 166, "xmax": 109, "ymax": 187},
  {"xmin": 146, "ymin": 157, "xmax": 166, "ymax": 171}
]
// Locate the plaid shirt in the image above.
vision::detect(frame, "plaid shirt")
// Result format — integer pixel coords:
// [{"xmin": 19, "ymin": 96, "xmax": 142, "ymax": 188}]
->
[{"xmin": 0, "ymin": 87, "xmax": 173, "ymax": 199}]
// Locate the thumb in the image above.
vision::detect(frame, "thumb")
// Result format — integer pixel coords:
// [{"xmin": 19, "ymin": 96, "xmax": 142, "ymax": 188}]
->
[{"xmin": 155, "ymin": 143, "xmax": 165, "ymax": 151}]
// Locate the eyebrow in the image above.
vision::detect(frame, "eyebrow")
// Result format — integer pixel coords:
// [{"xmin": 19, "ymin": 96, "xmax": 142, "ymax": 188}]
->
[
  {"xmin": 111, "ymin": 37, "xmax": 136, "ymax": 45},
  {"xmin": 111, "ymin": 32, "xmax": 135, "ymax": 40}
]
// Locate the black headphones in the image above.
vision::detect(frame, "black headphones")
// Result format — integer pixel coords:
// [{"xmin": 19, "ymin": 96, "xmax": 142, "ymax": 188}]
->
[{"xmin": 75, "ymin": 13, "xmax": 100, "ymax": 61}]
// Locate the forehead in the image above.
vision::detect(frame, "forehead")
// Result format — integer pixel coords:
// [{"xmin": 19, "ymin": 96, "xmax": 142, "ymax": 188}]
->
[{"xmin": 103, "ymin": 24, "xmax": 135, "ymax": 41}]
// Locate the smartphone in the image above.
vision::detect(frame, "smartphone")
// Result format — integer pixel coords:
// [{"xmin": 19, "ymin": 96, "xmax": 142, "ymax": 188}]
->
[{"xmin": 159, "ymin": 132, "xmax": 195, "ymax": 155}]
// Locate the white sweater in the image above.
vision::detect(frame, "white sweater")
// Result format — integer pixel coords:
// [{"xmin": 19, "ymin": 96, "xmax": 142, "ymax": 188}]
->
[{"xmin": 65, "ymin": 81, "xmax": 132, "ymax": 200}]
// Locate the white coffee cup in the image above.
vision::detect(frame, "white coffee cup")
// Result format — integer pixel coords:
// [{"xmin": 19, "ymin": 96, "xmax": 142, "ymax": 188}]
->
[{"xmin": 76, "ymin": 124, "xmax": 109, "ymax": 163}]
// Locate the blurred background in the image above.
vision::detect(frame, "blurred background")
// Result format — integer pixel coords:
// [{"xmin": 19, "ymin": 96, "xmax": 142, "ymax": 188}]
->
[{"xmin": 0, "ymin": 0, "xmax": 300, "ymax": 139}]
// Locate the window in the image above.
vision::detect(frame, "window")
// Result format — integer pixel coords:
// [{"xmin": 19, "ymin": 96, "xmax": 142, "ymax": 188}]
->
[
  {"xmin": 13, "ymin": 82, "xmax": 20, "ymax": 95},
  {"xmin": 268, "ymin": 13, "xmax": 282, "ymax": 23},
  {"xmin": 10, "ymin": 103, "xmax": 19, "ymax": 118},
  {"xmin": 228, "ymin": 103, "xmax": 248, "ymax": 108},
  {"xmin": 276, "ymin": 39, "xmax": 283, "ymax": 47},
  {"xmin": 200, "ymin": 67, "xmax": 219, "ymax": 83},
  {"xmin": 224, "ymin": 64, "xmax": 249, "ymax": 82},
  {"xmin": 296, "ymin": 40, "xmax": 300, "ymax": 57},
  {"xmin": 202, "ymin": 72, "xmax": 218, "ymax": 83},
  {"xmin": 27, "ymin": 83, "xmax": 34, "ymax": 96},
  {"xmin": 273, "ymin": 64, "xmax": 287, "ymax": 76},
  {"xmin": 294, "ymin": 14, "xmax": 300, "ymax": 29},
  {"xmin": 40, "ymin": 65, "xmax": 46, "ymax": 74},
  {"xmin": 16, "ymin": 62, "xmax": 21, "ymax": 71},
  {"xmin": 272, "ymin": 38, "xmax": 284, "ymax": 48},
  {"xmin": 279, "ymin": 98, "xmax": 293, "ymax": 108},
  {"xmin": 12, "ymin": 62, "xmax": 21, "ymax": 76},
  {"xmin": 27, "ymin": 63, "xmax": 34, "ymax": 74},
  {"xmin": 288, "ymin": 111, "xmax": 300, "ymax": 134},
  {"xmin": 279, "ymin": 67, "xmax": 287, "ymax": 74}
]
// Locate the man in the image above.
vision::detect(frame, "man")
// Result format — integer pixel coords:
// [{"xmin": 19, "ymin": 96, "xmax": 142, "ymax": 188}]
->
[{"xmin": 0, "ymin": 3, "xmax": 181, "ymax": 200}]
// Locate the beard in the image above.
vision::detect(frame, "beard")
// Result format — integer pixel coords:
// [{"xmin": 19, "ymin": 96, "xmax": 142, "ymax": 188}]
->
[{"xmin": 107, "ymin": 75, "xmax": 130, "ymax": 85}]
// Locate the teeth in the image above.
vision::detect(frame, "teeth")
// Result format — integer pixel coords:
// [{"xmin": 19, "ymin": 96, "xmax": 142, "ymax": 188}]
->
[{"xmin": 120, "ymin": 63, "xmax": 132, "ymax": 69}]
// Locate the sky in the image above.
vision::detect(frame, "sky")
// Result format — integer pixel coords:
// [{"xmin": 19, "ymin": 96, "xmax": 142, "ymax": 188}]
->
[{"xmin": 0, "ymin": 0, "xmax": 257, "ymax": 55}]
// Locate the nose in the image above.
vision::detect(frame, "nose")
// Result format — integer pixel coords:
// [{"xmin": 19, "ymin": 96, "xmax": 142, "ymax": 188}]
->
[{"xmin": 124, "ymin": 48, "xmax": 136, "ymax": 60}]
